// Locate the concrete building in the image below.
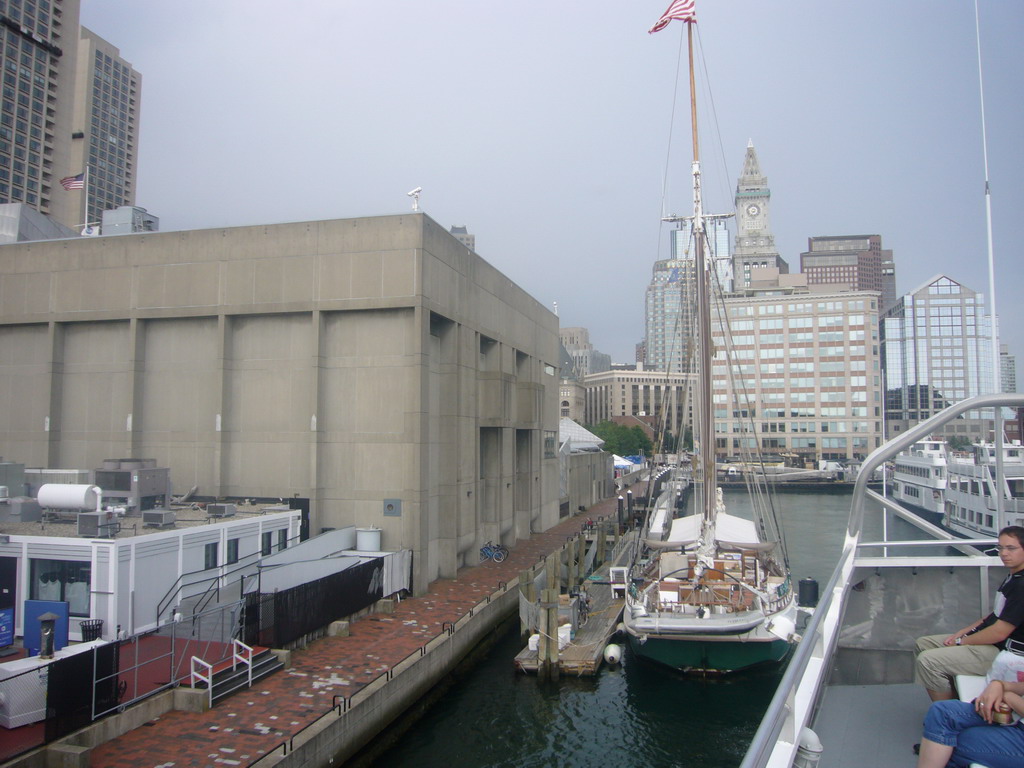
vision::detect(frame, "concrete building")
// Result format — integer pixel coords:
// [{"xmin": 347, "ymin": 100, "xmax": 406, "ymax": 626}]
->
[
  {"xmin": 0, "ymin": 212, "xmax": 563, "ymax": 594},
  {"xmin": 716, "ymin": 271, "xmax": 882, "ymax": 463},
  {"xmin": 800, "ymin": 234, "xmax": 896, "ymax": 314},
  {"xmin": 0, "ymin": 2, "xmax": 140, "ymax": 231},
  {"xmin": 732, "ymin": 141, "xmax": 788, "ymax": 288},
  {"xmin": 881, "ymin": 275, "xmax": 997, "ymax": 438}
]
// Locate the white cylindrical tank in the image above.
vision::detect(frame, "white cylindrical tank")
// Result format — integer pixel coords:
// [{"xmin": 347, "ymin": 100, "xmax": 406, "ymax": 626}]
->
[
  {"xmin": 356, "ymin": 527, "xmax": 382, "ymax": 551},
  {"xmin": 37, "ymin": 484, "xmax": 102, "ymax": 512}
]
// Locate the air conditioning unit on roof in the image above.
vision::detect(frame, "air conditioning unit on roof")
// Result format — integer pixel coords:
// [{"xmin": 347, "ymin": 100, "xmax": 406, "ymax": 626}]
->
[
  {"xmin": 207, "ymin": 503, "xmax": 236, "ymax": 518},
  {"xmin": 142, "ymin": 509, "xmax": 175, "ymax": 528}
]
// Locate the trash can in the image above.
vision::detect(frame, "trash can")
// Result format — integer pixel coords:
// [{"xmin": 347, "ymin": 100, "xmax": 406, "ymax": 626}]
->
[{"xmin": 80, "ymin": 619, "xmax": 103, "ymax": 641}]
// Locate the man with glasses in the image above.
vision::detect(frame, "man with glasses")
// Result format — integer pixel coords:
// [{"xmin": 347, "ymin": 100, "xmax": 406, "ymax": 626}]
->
[{"xmin": 915, "ymin": 526, "xmax": 1024, "ymax": 702}]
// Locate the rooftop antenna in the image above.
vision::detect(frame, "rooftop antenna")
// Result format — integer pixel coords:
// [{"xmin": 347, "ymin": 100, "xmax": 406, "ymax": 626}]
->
[
  {"xmin": 407, "ymin": 186, "xmax": 422, "ymax": 212},
  {"xmin": 552, "ymin": 301, "xmax": 558, "ymax": 316}
]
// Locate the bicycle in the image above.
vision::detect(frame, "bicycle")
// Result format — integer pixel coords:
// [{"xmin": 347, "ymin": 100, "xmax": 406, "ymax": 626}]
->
[
  {"xmin": 480, "ymin": 540, "xmax": 509, "ymax": 563},
  {"xmin": 570, "ymin": 586, "xmax": 590, "ymax": 626}
]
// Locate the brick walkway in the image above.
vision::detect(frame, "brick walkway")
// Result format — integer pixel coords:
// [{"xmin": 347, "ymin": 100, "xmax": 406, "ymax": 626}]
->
[{"xmin": 87, "ymin": 484, "xmax": 643, "ymax": 768}]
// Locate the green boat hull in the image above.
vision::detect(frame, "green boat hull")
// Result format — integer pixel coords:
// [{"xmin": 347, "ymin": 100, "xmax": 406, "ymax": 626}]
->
[{"xmin": 627, "ymin": 634, "xmax": 791, "ymax": 674}]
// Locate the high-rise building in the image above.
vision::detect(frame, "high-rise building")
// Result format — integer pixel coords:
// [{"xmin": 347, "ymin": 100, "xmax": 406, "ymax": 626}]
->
[
  {"xmin": 448, "ymin": 225, "xmax": 474, "ymax": 251},
  {"xmin": 559, "ymin": 326, "xmax": 610, "ymax": 379},
  {"xmin": 1000, "ymin": 344, "xmax": 1016, "ymax": 394},
  {"xmin": 70, "ymin": 27, "xmax": 141, "ymax": 230},
  {"xmin": 644, "ymin": 227, "xmax": 696, "ymax": 374},
  {"xmin": 732, "ymin": 141, "xmax": 788, "ymax": 287},
  {"xmin": 881, "ymin": 275, "xmax": 997, "ymax": 437},
  {"xmin": 713, "ymin": 272, "xmax": 882, "ymax": 463},
  {"xmin": 0, "ymin": 2, "xmax": 139, "ymax": 231},
  {"xmin": 800, "ymin": 234, "xmax": 896, "ymax": 314}
]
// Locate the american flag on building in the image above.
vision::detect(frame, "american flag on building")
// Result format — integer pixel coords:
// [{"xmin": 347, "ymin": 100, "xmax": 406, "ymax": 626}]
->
[{"xmin": 60, "ymin": 172, "xmax": 85, "ymax": 190}]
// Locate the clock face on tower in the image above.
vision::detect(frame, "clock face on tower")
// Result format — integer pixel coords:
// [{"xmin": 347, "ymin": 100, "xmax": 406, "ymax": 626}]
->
[{"xmin": 746, "ymin": 203, "xmax": 761, "ymax": 218}]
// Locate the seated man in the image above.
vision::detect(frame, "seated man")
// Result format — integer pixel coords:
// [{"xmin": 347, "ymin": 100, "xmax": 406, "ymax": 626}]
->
[{"xmin": 915, "ymin": 526, "xmax": 1024, "ymax": 701}]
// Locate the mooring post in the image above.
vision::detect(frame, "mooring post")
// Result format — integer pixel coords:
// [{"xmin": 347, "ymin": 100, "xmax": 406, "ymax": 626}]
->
[
  {"xmin": 566, "ymin": 535, "xmax": 578, "ymax": 589},
  {"xmin": 546, "ymin": 551, "xmax": 561, "ymax": 594},
  {"xmin": 520, "ymin": 569, "xmax": 536, "ymax": 639},
  {"xmin": 541, "ymin": 587, "xmax": 560, "ymax": 681},
  {"xmin": 577, "ymin": 531, "xmax": 586, "ymax": 578},
  {"xmin": 596, "ymin": 519, "xmax": 607, "ymax": 567}
]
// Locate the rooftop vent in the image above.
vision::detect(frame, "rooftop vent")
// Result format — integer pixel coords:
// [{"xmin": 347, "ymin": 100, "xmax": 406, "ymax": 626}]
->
[
  {"xmin": 142, "ymin": 509, "xmax": 175, "ymax": 528},
  {"xmin": 207, "ymin": 503, "xmax": 236, "ymax": 518}
]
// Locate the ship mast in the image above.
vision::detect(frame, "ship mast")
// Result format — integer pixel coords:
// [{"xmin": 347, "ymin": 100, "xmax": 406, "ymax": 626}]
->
[{"xmin": 684, "ymin": 22, "xmax": 716, "ymax": 526}]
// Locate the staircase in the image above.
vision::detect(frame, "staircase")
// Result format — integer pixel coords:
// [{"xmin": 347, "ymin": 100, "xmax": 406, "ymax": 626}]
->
[{"xmin": 191, "ymin": 644, "xmax": 284, "ymax": 706}]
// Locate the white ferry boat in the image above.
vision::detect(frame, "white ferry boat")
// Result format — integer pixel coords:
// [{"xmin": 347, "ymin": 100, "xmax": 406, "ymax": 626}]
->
[
  {"xmin": 889, "ymin": 438, "xmax": 948, "ymax": 524},
  {"xmin": 943, "ymin": 440, "xmax": 1024, "ymax": 537},
  {"xmin": 737, "ymin": 392, "xmax": 1024, "ymax": 768}
]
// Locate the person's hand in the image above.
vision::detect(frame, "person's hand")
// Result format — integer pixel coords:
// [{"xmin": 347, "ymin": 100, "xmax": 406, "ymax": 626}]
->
[
  {"xmin": 974, "ymin": 681, "xmax": 1006, "ymax": 724},
  {"xmin": 942, "ymin": 633, "xmax": 962, "ymax": 647}
]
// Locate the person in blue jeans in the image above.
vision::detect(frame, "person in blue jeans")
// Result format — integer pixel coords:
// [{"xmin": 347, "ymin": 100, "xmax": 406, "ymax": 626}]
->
[{"xmin": 916, "ymin": 678, "xmax": 1024, "ymax": 767}]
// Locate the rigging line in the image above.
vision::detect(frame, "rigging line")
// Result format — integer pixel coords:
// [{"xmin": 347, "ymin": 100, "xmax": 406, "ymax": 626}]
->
[
  {"xmin": 658, "ymin": 25, "xmax": 688, "ymax": 228},
  {"xmin": 694, "ymin": 24, "xmax": 734, "ymax": 211}
]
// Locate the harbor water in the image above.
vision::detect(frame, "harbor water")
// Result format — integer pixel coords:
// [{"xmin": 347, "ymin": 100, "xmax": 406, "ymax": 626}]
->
[{"xmin": 371, "ymin": 490, "xmax": 924, "ymax": 768}]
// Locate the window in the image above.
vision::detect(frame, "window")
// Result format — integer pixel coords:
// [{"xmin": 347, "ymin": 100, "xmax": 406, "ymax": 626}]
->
[
  {"xmin": 204, "ymin": 542, "xmax": 218, "ymax": 570},
  {"xmin": 261, "ymin": 531, "xmax": 273, "ymax": 556},
  {"xmin": 30, "ymin": 559, "xmax": 91, "ymax": 617},
  {"xmin": 226, "ymin": 538, "xmax": 239, "ymax": 565},
  {"xmin": 278, "ymin": 529, "xmax": 288, "ymax": 550}
]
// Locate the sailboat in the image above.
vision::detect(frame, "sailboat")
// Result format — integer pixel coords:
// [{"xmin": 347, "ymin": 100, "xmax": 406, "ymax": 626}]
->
[{"xmin": 622, "ymin": 1, "xmax": 797, "ymax": 674}]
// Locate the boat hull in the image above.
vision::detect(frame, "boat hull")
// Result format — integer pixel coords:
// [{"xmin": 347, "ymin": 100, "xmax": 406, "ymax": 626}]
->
[{"xmin": 627, "ymin": 632, "xmax": 791, "ymax": 674}]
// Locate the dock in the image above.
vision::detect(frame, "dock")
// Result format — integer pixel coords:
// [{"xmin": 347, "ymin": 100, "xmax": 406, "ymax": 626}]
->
[{"xmin": 514, "ymin": 530, "xmax": 634, "ymax": 676}]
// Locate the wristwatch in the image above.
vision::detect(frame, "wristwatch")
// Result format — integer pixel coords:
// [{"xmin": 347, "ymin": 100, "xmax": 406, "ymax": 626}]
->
[{"xmin": 956, "ymin": 637, "xmax": 963, "ymax": 646}]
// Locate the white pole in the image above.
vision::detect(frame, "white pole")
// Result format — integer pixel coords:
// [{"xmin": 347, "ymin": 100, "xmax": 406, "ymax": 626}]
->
[{"xmin": 973, "ymin": 0, "xmax": 1003, "ymax": 516}]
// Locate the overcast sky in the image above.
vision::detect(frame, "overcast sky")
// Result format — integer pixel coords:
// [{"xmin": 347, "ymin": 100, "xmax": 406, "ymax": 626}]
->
[{"xmin": 80, "ymin": 0, "xmax": 1024, "ymax": 374}]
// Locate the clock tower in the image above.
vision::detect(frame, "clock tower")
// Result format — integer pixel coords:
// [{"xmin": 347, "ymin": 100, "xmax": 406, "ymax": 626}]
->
[{"xmin": 732, "ymin": 140, "xmax": 788, "ymax": 287}]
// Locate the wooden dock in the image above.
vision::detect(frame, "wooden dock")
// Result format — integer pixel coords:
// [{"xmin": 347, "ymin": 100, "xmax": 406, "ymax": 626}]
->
[{"xmin": 514, "ymin": 532, "xmax": 633, "ymax": 676}]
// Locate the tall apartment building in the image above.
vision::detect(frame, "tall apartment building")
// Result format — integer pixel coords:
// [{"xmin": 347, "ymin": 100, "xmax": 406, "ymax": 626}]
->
[
  {"xmin": 714, "ymin": 273, "xmax": 882, "ymax": 463},
  {"xmin": 1000, "ymin": 344, "xmax": 1017, "ymax": 394},
  {"xmin": 732, "ymin": 141, "xmax": 788, "ymax": 288},
  {"xmin": 881, "ymin": 275, "xmax": 997, "ymax": 437},
  {"xmin": 70, "ymin": 27, "xmax": 140, "ymax": 229},
  {"xmin": 800, "ymin": 234, "xmax": 897, "ymax": 314},
  {"xmin": 0, "ymin": 2, "xmax": 139, "ymax": 230}
]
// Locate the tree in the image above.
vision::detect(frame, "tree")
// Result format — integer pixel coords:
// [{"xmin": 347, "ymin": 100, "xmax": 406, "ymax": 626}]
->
[{"xmin": 587, "ymin": 421, "xmax": 654, "ymax": 456}]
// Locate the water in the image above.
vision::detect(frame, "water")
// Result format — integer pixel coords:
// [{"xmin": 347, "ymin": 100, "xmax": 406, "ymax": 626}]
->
[{"xmin": 373, "ymin": 491, "xmax": 922, "ymax": 768}]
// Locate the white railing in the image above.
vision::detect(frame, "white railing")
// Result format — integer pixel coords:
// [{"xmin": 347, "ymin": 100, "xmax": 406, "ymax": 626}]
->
[
  {"xmin": 232, "ymin": 638, "xmax": 254, "ymax": 688},
  {"xmin": 190, "ymin": 656, "xmax": 214, "ymax": 709}
]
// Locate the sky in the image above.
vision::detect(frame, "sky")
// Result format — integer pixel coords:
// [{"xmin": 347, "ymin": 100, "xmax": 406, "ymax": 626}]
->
[{"xmin": 79, "ymin": 0, "xmax": 1024, "ymax": 373}]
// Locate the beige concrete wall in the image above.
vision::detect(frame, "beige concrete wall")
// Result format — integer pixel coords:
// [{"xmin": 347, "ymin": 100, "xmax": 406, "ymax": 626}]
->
[{"xmin": 0, "ymin": 213, "xmax": 560, "ymax": 592}]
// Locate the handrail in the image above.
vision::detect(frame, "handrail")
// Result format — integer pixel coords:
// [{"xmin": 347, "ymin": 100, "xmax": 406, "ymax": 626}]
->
[
  {"xmin": 190, "ymin": 656, "xmax": 214, "ymax": 710},
  {"xmin": 739, "ymin": 392, "xmax": 1024, "ymax": 768},
  {"xmin": 232, "ymin": 638, "xmax": 254, "ymax": 688},
  {"xmin": 155, "ymin": 550, "xmax": 262, "ymax": 624}
]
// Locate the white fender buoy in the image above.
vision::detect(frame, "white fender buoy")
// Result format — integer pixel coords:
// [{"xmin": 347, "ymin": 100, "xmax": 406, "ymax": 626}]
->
[{"xmin": 603, "ymin": 644, "xmax": 622, "ymax": 665}]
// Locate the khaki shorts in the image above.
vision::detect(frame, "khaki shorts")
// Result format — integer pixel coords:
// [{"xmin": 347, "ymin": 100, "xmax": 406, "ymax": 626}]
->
[{"xmin": 914, "ymin": 633, "xmax": 1000, "ymax": 695}]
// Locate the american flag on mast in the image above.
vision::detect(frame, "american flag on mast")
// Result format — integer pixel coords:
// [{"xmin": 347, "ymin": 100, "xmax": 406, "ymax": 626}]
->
[
  {"xmin": 649, "ymin": 0, "xmax": 696, "ymax": 33},
  {"xmin": 60, "ymin": 172, "xmax": 85, "ymax": 190}
]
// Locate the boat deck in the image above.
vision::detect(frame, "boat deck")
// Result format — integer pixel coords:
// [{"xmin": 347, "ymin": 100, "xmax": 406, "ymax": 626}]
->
[{"xmin": 815, "ymin": 682, "xmax": 928, "ymax": 767}]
